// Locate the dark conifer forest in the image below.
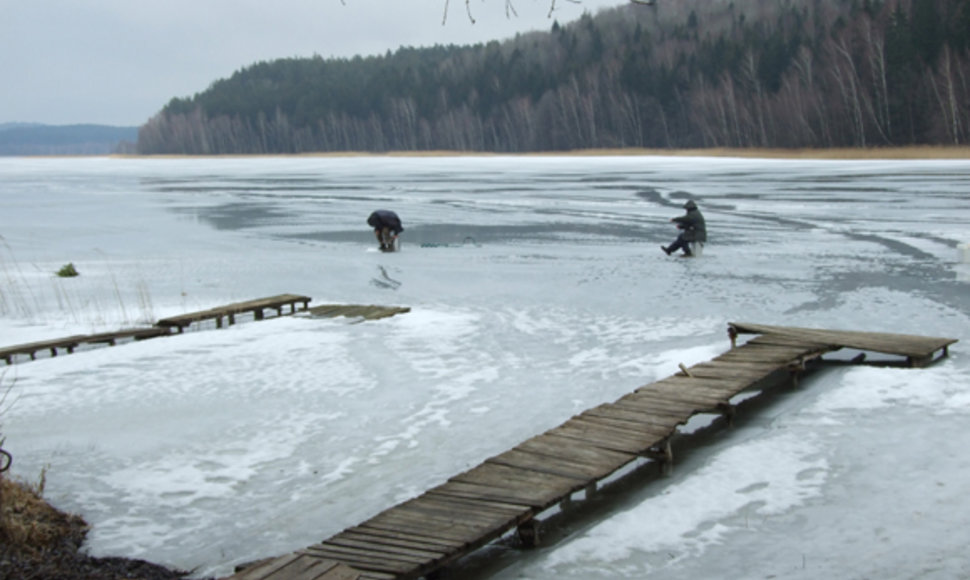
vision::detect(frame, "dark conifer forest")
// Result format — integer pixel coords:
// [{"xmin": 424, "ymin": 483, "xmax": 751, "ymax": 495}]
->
[{"xmin": 136, "ymin": 0, "xmax": 970, "ymax": 154}]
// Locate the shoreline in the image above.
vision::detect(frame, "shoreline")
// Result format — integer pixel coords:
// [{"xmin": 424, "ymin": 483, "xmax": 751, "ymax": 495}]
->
[{"xmin": 85, "ymin": 145, "xmax": 970, "ymax": 161}]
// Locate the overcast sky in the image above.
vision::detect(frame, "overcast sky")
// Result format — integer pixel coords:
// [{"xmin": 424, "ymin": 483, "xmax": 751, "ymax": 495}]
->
[{"xmin": 2, "ymin": 0, "xmax": 630, "ymax": 127}]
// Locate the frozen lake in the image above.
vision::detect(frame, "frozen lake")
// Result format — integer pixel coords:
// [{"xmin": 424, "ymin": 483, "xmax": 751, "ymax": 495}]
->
[{"xmin": 1, "ymin": 155, "xmax": 969, "ymax": 579}]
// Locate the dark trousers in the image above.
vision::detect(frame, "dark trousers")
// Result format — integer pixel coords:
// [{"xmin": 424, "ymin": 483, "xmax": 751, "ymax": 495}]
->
[{"xmin": 666, "ymin": 234, "xmax": 693, "ymax": 255}]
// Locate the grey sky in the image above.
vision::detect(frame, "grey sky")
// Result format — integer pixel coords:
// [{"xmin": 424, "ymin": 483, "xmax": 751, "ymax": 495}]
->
[{"xmin": 2, "ymin": 0, "xmax": 629, "ymax": 127}]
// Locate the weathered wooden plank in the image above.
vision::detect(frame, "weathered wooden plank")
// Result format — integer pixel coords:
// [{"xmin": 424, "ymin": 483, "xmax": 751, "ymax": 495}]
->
[
  {"xmin": 568, "ymin": 416, "xmax": 674, "ymax": 445},
  {"xmin": 610, "ymin": 395, "xmax": 696, "ymax": 421},
  {"xmin": 306, "ymin": 561, "xmax": 361, "ymax": 580},
  {"xmin": 303, "ymin": 545, "xmax": 415, "ymax": 574},
  {"xmin": 631, "ymin": 384, "xmax": 729, "ymax": 408},
  {"xmin": 308, "ymin": 304, "xmax": 411, "ymax": 321},
  {"xmin": 365, "ymin": 504, "xmax": 501, "ymax": 542},
  {"xmin": 352, "ymin": 523, "xmax": 466, "ymax": 551},
  {"xmin": 395, "ymin": 495, "xmax": 526, "ymax": 528},
  {"xmin": 713, "ymin": 345, "xmax": 818, "ymax": 363},
  {"xmin": 580, "ymin": 404, "xmax": 685, "ymax": 431},
  {"xmin": 339, "ymin": 527, "xmax": 459, "ymax": 554},
  {"xmin": 428, "ymin": 481, "xmax": 553, "ymax": 510},
  {"xmin": 0, "ymin": 335, "xmax": 86, "ymax": 359},
  {"xmin": 318, "ymin": 539, "xmax": 439, "ymax": 566},
  {"xmin": 556, "ymin": 417, "xmax": 668, "ymax": 451},
  {"xmin": 227, "ymin": 553, "xmax": 305, "ymax": 580},
  {"xmin": 85, "ymin": 327, "xmax": 172, "ymax": 344},
  {"xmin": 648, "ymin": 375, "xmax": 756, "ymax": 396},
  {"xmin": 675, "ymin": 362, "xmax": 778, "ymax": 381},
  {"xmin": 365, "ymin": 508, "xmax": 492, "ymax": 539},
  {"xmin": 411, "ymin": 492, "xmax": 531, "ymax": 519},
  {"xmin": 359, "ymin": 514, "xmax": 479, "ymax": 545},
  {"xmin": 611, "ymin": 394, "xmax": 700, "ymax": 418},
  {"xmin": 486, "ymin": 448, "xmax": 613, "ymax": 481},
  {"xmin": 742, "ymin": 335, "xmax": 836, "ymax": 350},
  {"xmin": 322, "ymin": 535, "xmax": 446, "ymax": 562},
  {"xmin": 354, "ymin": 572, "xmax": 395, "ymax": 580},
  {"xmin": 157, "ymin": 294, "xmax": 311, "ymax": 329},
  {"xmin": 517, "ymin": 433, "xmax": 637, "ymax": 469},
  {"xmin": 226, "ymin": 553, "xmax": 354, "ymax": 580},
  {"xmin": 730, "ymin": 322, "xmax": 957, "ymax": 358},
  {"xmin": 450, "ymin": 462, "xmax": 586, "ymax": 499}
]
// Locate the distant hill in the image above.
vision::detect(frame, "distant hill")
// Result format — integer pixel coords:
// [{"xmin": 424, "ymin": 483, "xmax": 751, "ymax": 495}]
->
[
  {"xmin": 0, "ymin": 124, "xmax": 138, "ymax": 156},
  {"xmin": 138, "ymin": 0, "xmax": 970, "ymax": 154}
]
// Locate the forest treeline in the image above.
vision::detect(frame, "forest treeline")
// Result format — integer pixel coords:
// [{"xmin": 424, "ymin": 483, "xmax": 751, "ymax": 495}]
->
[{"xmin": 137, "ymin": 0, "xmax": 970, "ymax": 154}]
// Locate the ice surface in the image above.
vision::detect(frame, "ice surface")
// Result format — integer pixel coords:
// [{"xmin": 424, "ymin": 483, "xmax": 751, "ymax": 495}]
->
[{"xmin": 1, "ymin": 155, "xmax": 968, "ymax": 578}]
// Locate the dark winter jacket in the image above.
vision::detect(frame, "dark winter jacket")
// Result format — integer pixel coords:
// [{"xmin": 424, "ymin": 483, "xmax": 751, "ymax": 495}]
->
[
  {"xmin": 367, "ymin": 210, "xmax": 404, "ymax": 234},
  {"xmin": 672, "ymin": 202, "xmax": 706, "ymax": 242}
]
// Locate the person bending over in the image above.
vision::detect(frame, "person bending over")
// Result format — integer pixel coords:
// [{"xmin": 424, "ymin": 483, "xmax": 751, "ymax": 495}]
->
[{"xmin": 367, "ymin": 209, "xmax": 404, "ymax": 251}]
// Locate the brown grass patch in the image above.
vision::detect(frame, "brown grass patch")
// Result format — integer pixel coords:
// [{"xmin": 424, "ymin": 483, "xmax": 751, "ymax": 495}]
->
[{"xmin": 0, "ymin": 473, "xmax": 196, "ymax": 579}]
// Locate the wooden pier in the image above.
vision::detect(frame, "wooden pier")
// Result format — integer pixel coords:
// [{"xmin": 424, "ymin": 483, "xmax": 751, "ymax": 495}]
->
[
  {"xmin": 226, "ymin": 322, "xmax": 957, "ymax": 580},
  {"xmin": 157, "ymin": 294, "xmax": 311, "ymax": 333},
  {"xmin": 308, "ymin": 304, "xmax": 411, "ymax": 322},
  {"xmin": 0, "ymin": 327, "xmax": 171, "ymax": 365},
  {"xmin": 1, "ymin": 294, "xmax": 313, "ymax": 365}
]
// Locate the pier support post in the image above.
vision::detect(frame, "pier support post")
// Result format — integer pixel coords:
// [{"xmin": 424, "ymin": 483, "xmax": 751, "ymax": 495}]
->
[
  {"xmin": 660, "ymin": 438, "xmax": 673, "ymax": 476},
  {"xmin": 718, "ymin": 403, "xmax": 736, "ymax": 427},
  {"xmin": 646, "ymin": 439, "xmax": 674, "ymax": 476},
  {"xmin": 584, "ymin": 481, "xmax": 597, "ymax": 500},
  {"xmin": 560, "ymin": 494, "xmax": 574, "ymax": 512},
  {"xmin": 518, "ymin": 519, "xmax": 541, "ymax": 548},
  {"xmin": 728, "ymin": 325, "xmax": 738, "ymax": 349}
]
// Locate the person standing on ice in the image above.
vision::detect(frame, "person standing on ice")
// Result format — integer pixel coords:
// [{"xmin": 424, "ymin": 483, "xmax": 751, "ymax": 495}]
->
[
  {"xmin": 662, "ymin": 200, "xmax": 706, "ymax": 257},
  {"xmin": 367, "ymin": 209, "xmax": 404, "ymax": 252}
]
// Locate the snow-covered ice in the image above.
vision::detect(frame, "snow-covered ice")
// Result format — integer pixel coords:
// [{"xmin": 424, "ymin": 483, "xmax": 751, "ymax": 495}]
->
[{"xmin": 1, "ymin": 155, "xmax": 968, "ymax": 579}]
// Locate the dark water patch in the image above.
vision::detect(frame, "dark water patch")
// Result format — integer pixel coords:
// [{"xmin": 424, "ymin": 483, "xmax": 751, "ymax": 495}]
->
[
  {"xmin": 150, "ymin": 184, "xmax": 372, "ymax": 194},
  {"xmin": 290, "ymin": 221, "xmax": 661, "ymax": 247},
  {"xmin": 634, "ymin": 188, "xmax": 704, "ymax": 209},
  {"xmin": 172, "ymin": 202, "xmax": 297, "ymax": 231},
  {"xmin": 845, "ymin": 232, "xmax": 937, "ymax": 260},
  {"xmin": 785, "ymin": 186, "xmax": 895, "ymax": 195}
]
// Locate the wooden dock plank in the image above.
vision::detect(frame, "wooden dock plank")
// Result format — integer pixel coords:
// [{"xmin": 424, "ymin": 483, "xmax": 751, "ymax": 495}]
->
[
  {"xmin": 730, "ymin": 322, "xmax": 957, "ymax": 358},
  {"xmin": 450, "ymin": 462, "xmax": 587, "ymax": 499},
  {"xmin": 675, "ymin": 362, "xmax": 780, "ymax": 382},
  {"xmin": 364, "ymin": 506, "xmax": 503, "ymax": 541},
  {"xmin": 517, "ymin": 433, "xmax": 637, "ymax": 469},
  {"xmin": 303, "ymin": 545, "xmax": 415, "ymax": 575},
  {"xmin": 351, "ymin": 523, "xmax": 467, "ymax": 551},
  {"xmin": 713, "ymin": 345, "xmax": 821, "ymax": 363},
  {"xmin": 322, "ymin": 536, "xmax": 446, "ymax": 562},
  {"xmin": 610, "ymin": 395, "xmax": 697, "ymax": 421},
  {"xmin": 631, "ymin": 385, "xmax": 729, "ymax": 409},
  {"xmin": 580, "ymin": 404, "xmax": 687, "ymax": 431},
  {"xmin": 394, "ymin": 495, "xmax": 527, "ymax": 528},
  {"xmin": 647, "ymin": 375, "xmax": 757, "ymax": 396},
  {"xmin": 308, "ymin": 304, "xmax": 410, "ymax": 321},
  {"xmin": 429, "ymin": 480, "xmax": 556, "ymax": 510},
  {"xmin": 157, "ymin": 294, "xmax": 311, "ymax": 331},
  {"xmin": 555, "ymin": 417, "xmax": 668, "ymax": 452},
  {"xmin": 486, "ymin": 448, "xmax": 615, "ymax": 481},
  {"xmin": 225, "ymin": 553, "xmax": 358, "ymax": 580},
  {"xmin": 338, "ymin": 527, "xmax": 457, "ymax": 552}
]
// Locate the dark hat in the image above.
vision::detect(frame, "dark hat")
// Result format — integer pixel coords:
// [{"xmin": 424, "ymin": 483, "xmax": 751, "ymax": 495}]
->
[{"xmin": 684, "ymin": 200, "xmax": 697, "ymax": 210}]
